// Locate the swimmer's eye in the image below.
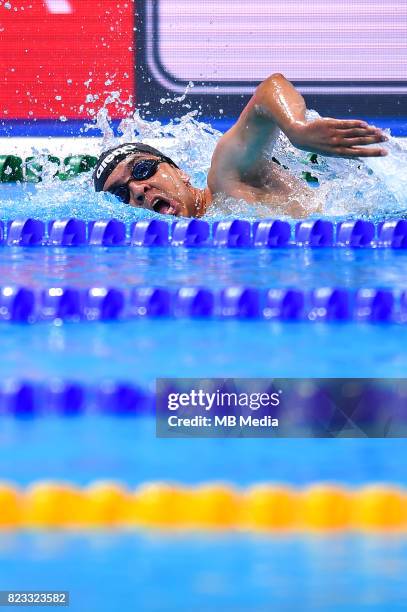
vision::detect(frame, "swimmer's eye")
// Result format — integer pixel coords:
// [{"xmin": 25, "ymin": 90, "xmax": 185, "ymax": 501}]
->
[
  {"xmin": 131, "ymin": 159, "xmax": 161, "ymax": 181},
  {"xmin": 108, "ymin": 159, "xmax": 162, "ymax": 204}
]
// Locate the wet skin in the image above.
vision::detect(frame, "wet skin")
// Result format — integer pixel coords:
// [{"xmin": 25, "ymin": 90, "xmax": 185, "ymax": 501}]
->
[{"xmin": 103, "ymin": 73, "xmax": 388, "ymax": 218}]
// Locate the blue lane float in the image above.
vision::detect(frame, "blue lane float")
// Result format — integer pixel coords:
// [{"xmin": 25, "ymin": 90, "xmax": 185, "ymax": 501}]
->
[
  {"xmin": 171, "ymin": 219, "xmax": 210, "ymax": 247},
  {"xmin": 1, "ymin": 218, "xmax": 407, "ymax": 248},
  {"xmin": 0, "ymin": 380, "xmax": 154, "ymax": 417},
  {"xmin": 131, "ymin": 219, "xmax": 169, "ymax": 246},
  {"xmin": 295, "ymin": 220, "xmax": 334, "ymax": 247},
  {"xmin": 95, "ymin": 381, "xmax": 153, "ymax": 415},
  {"xmin": 7, "ymin": 219, "xmax": 45, "ymax": 246},
  {"xmin": 84, "ymin": 288, "xmax": 126, "ymax": 321},
  {"xmin": 41, "ymin": 287, "xmax": 82, "ymax": 321},
  {"xmin": 378, "ymin": 220, "xmax": 407, "ymax": 248},
  {"xmin": 44, "ymin": 381, "xmax": 86, "ymax": 416},
  {"xmin": 253, "ymin": 220, "xmax": 291, "ymax": 247},
  {"xmin": 213, "ymin": 220, "xmax": 252, "ymax": 247},
  {"xmin": 48, "ymin": 219, "xmax": 87, "ymax": 246},
  {"xmin": 309, "ymin": 288, "xmax": 351, "ymax": 321},
  {"xmin": 1, "ymin": 285, "xmax": 407, "ymax": 323},
  {"xmin": 0, "ymin": 381, "xmax": 37, "ymax": 416},
  {"xmin": 220, "ymin": 287, "xmax": 260, "ymax": 318},
  {"xmin": 264, "ymin": 289, "xmax": 305, "ymax": 320},
  {"xmin": 336, "ymin": 220, "xmax": 375, "ymax": 247},
  {"xmin": 0, "ymin": 286, "xmax": 36, "ymax": 322},
  {"xmin": 88, "ymin": 219, "xmax": 126, "ymax": 246},
  {"xmin": 173, "ymin": 287, "xmax": 215, "ymax": 317},
  {"xmin": 355, "ymin": 289, "xmax": 394, "ymax": 322},
  {"xmin": 0, "ymin": 379, "xmax": 407, "ymax": 423},
  {"xmin": 130, "ymin": 287, "xmax": 172, "ymax": 317}
]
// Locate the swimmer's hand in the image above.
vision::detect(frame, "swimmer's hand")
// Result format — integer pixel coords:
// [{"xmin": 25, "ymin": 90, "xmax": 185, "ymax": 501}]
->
[{"xmin": 288, "ymin": 118, "xmax": 388, "ymax": 158}]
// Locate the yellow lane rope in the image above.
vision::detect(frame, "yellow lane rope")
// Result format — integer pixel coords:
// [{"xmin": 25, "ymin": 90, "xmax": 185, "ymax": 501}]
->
[{"xmin": 0, "ymin": 482, "xmax": 406, "ymax": 531}]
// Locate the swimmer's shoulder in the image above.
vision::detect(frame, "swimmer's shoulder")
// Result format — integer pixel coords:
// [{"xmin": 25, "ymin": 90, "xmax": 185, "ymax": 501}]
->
[
  {"xmin": 207, "ymin": 125, "xmax": 279, "ymax": 200},
  {"xmin": 207, "ymin": 127, "xmax": 245, "ymax": 195}
]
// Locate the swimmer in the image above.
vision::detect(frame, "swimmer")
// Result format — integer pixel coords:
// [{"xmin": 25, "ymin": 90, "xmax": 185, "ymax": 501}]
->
[{"xmin": 94, "ymin": 73, "xmax": 388, "ymax": 218}]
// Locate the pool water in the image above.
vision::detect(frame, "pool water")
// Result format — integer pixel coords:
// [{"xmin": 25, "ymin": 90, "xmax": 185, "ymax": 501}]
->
[
  {"xmin": 1, "ymin": 420, "xmax": 406, "ymax": 486},
  {"xmin": 1, "ymin": 320, "xmax": 407, "ymax": 382},
  {"xmin": 1, "ymin": 424, "xmax": 406, "ymax": 611},
  {"xmin": 2, "ymin": 532, "xmax": 405, "ymax": 612},
  {"xmin": 1, "ymin": 247, "xmax": 407, "ymax": 290},
  {"xmin": 0, "ymin": 246, "xmax": 406, "ymax": 382}
]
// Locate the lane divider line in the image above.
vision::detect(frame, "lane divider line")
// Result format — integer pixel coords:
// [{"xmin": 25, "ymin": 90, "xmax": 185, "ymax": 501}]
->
[
  {"xmin": 0, "ymin": 482, "xmax": 405, "ymax": 531},
  {"xmin": 0, "ymin": 286, "xmax": 405, "ymax": 323},
  {"xmin": 0, "ymin": 219, "xmax": 406, "ymax": 248}
]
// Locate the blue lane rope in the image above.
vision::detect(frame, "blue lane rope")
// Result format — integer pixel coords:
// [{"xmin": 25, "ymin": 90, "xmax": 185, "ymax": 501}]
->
[
  {"xmin": 0, "ymin": 380, "xmax": 153, "ymax": 416},
  {"xmin": 0, "ymin": 285, "xmax": 405, "ymax": 322},
  {"xmin": 1, "ymin": 379, "xmax": 407, "ymax": 424},
  {"xmin": 0, "ymin": 218, "xmax": 407, "ymax": 248}
]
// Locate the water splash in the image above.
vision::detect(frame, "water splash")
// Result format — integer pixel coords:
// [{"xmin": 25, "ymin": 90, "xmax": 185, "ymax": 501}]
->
[
  {"xmin": 269, "ymin": 110, "xmax": 407, "ymax": 220},
  {"xmin": 1, "ymin": 107, "xmax": 407, "ymax": 222}
]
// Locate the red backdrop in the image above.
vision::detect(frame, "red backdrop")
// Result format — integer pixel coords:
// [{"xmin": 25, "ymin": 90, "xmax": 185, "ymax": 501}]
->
[{"xmin": 0, "ymin": 0, "xmax": 135, "ymax": 119}]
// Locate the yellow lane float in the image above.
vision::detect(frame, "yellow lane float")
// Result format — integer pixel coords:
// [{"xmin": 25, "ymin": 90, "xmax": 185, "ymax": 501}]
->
[{"xmin": 0, "ymin": 482, "xmax": 405, "ymax": 531}]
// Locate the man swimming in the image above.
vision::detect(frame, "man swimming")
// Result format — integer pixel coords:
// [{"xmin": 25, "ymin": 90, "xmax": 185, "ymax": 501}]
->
[{"xmin": 94, "ymin": 73, "xmax": 388, "ymax": 218}]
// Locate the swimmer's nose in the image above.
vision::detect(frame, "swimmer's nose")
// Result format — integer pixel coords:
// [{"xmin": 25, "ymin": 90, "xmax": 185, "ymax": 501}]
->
[{"xmin": 129, "ymin": 183, "xmax": 151, "ymax": 207}]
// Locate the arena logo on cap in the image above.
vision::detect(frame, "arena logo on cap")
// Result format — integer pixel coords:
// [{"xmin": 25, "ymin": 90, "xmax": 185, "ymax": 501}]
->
[{"xmin": 95, "ymin": 144, "xmax": 138, "ymax": 179}]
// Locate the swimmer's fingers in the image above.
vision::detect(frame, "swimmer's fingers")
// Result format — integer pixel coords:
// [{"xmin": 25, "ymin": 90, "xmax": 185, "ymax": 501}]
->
[
  {"xmin": 327, "ymin": 119, "xmax": 387, "ymax": 139},
  {"xmin": 336, "ymin": 146, "xmax": 388, "ymax": 158},
  {"xmin": 327, "ymin": 119, "xmax": 368, "ymax": 130},
  {"xmin": 339, "ymin": 128, "xmax": 386, "ymax": 140},
  {"xmin": 291, "ymin": 119, "xmax": 387, "ymax": 158},
  {"xmin": 339, "ymin": 136, "xmax": 387, "ymax": 147}
]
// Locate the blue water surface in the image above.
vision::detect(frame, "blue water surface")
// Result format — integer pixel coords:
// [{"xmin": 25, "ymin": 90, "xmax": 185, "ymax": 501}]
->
[
  {"xmin": 0, "ymin": 532, "xmax": 406, "ymax": 612},
  {"xmin": 1, "ymin": 422, "xmax": 406, "ymax": 611},
  {"xmin": 1, "ymin": 418, "xmax": 406, "ymax": 611},
  {"xmin": 0, "ymin": 247, "xmax": 406, "ymax": 290},
  {"xmin": 0, "ymin": 245, "xmax": 406, "ymax": 381},
  {"xmin": 1, "ymin": 320, "xmax": 407, "ymax": 382},
  {"xmin": 0, "ymin": 419, "xmax": 406, "ymax": 486}
]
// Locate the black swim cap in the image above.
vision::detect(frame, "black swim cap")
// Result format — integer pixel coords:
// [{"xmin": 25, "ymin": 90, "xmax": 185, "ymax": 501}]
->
[{"xmin": 93, "ymin": 142, "xmax": 179, "ymax": 192}]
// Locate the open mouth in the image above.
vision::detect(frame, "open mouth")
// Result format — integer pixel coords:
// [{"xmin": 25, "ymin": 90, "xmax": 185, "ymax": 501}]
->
[{"xmin": 152, "ymin": 197, "xmax": 178, "ymax": 216}]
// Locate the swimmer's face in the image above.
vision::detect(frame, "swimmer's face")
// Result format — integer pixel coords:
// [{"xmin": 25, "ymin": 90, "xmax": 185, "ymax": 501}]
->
[{"xmin": 102, "ymin": 153, "xmax": 199, "ymax": 217}]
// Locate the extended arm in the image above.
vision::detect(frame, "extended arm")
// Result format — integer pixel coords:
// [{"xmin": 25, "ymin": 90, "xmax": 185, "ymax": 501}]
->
[
  {"xmin": 210, "ymin": 74, "xmax": 387, "ymax": 188},
  {"xmin": 248, "ymin": 73, "xmax": 387, "ymax": 158}
]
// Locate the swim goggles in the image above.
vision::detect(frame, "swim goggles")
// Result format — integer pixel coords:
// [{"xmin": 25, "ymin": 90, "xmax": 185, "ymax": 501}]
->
[{"xmin": 108, "ymin": 158, "xmax": 164, "ymax": 204}]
